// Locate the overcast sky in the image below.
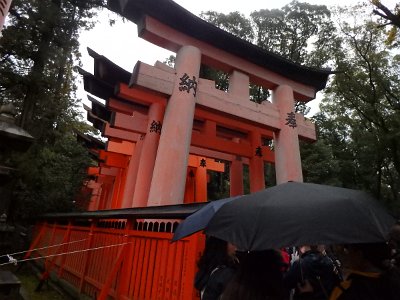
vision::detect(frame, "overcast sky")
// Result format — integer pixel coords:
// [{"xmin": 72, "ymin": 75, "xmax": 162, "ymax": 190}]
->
[{"xmin": 77, "ymin": 0, "xmax": 398, "ymax": 114}]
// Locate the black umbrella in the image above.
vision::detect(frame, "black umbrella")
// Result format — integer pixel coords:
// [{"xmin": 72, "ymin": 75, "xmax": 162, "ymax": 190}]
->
[
  {"xmin": 205, "ymin": 182, "xmax": 395, "ymax": 251},
  {"xmin": 172, "ymin": 196, "xmax": 242, "ymax": 242}
]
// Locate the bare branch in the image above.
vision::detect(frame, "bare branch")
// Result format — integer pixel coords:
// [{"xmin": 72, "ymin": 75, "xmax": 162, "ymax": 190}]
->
[{"xmin": 372, "ymin": 2, "xmax": 400, "ymax": 28}]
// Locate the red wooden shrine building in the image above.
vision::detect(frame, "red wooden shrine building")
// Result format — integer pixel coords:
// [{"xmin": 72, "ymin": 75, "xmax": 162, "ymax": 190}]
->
[{"xmin": 26, "ymin": 0, "xmax": 331, "ymax": 299}]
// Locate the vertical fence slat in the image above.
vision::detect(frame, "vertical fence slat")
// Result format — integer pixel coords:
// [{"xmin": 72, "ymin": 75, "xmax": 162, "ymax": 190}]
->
[
  {"xmin": 115, "ymin": 220, "xmax": 134, "ymax": 299},
  {"xmin": 157, "ymin": 239, "xmax": 169, "ymax": 300},
  {"xmin": 164, "ymin": 239, "xmax": 176, "ymax": 300},
  {"xmin": 138, "ymin": 238, "xmax": 151, "ymax": 299},
  {"xmin": 144, "ymin": 239, "xmax": 157, "ymax": 300},
  {"xmin": 79, "ymin": 221, "xmax": 96, "ymax": 293},
  {"xmin": 128, "ymin": 237, "xmax": 140, "ymax": 297},
  {"xmin": 97, "ymin": 243, "xmax": 125, "ymax": 300},
  {"xmin": 180, "ymin": 233, "xmax": 204, "ymax": 300},
  {"xmin": 172, "ymin": 240, "xmax": 184, "ymax": 299},
  {"xmin": 150, "ymin": 237, "xmax": 164, "ymax": 300},
  {"xmin": 22, "ymin": 222, "xmax": 47, "ymax": 260},
  {"xmin": 133, "ymin": 238, "xmax": 146, "ymax": 298},
  {"xmin": 57, "ymin": 221, "xmax": 72, "ymax": 277}
]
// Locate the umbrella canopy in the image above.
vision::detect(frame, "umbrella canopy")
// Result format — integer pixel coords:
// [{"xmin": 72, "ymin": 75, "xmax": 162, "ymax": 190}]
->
[
  {"xmin": 172, "ymin": 196, "xmax": 242, "ymax": 242},
  {"xmin": 205, "ymin": 182, "xmax": 395, "ymax": 251}
]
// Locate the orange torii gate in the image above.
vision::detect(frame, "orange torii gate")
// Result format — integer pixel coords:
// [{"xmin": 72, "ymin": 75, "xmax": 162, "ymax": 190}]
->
[
  {"xmin": 0, "ymin": 0, "xmax": 12, "ymax": 32},
  {"xmin": 104, "ymin": 0, "xmax": 329, "ymax": 209},
  {"xmin": 75, "ymin": 132, "xmax": 107, "ymax": 210},
  {"xmin": 27, "ymin": 1, "xmax": 331, "ymax": 299},
  {"xmin": 76, "ymin": 127, "xmax": 131, "ymax": 210}
]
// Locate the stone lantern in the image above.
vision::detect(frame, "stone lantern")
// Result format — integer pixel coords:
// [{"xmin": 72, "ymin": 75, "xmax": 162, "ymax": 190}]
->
[
  {"xmin": 0, "ymin": 103, "xmax": 33, "ymax": 250},
  {"xmin": 0, "ymin": 103, "xmax": 33, "ymax": 152}
]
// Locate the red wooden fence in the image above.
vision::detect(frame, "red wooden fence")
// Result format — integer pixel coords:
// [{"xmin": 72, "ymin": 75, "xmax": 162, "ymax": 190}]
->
[{"xmin": 27, "ymin": 205, "xmax": 206, "ymax": 300}]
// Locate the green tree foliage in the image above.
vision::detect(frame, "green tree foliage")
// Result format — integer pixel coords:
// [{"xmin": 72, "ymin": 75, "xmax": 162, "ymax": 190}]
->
[
  {"xmin": 249, "ymin": 0, "xmax": 336, "ymax": 112},
  {"xmin": 196, "ymin": 12, "xmax": 252, "ymax": 98},
  {"xmin": 201, "ymin": 1, "xmax": 334, "ymax": 67},
  {"xmin": 250, "ymin": 1, "xmax": 335, "ymax": 68},
  {"xmin": 1, "ymin": 0, "xmax": 106, "ymax": 133},
  {"xmin": 200, "ymin": 11, "xmax": 254, "ymax": 43},
  {"xmin": 199, "ymin": 2, "xmax": 400, "ymax": 214},
  {"xmin": 198, "ymin": 1, "xmax": 338, "ymax": 198},
  {"xmin": 0, "ymin": 0, "xmax": 106, "ymax": 222},
  {"xmin": 197, "ymin": 1, "xmax": 335, "ymax": 198},
  {"xmin": 10, "ymin": 135, "xmax": 91, "ymax": 222},
  {"xmin": 307, "ymin": 5, "xmax": 400, "ymax": 213},
  {"xmin": 200, "ymin": 0, "xmax": 335, "ymax": 109}
]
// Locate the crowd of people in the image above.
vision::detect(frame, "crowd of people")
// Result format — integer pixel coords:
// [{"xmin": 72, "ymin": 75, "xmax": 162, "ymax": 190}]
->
[{"xmin": 194, "ymin": 223, "xmax": 400, "ymax": 300}]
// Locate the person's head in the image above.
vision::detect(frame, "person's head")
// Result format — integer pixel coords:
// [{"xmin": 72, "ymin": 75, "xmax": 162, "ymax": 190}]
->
[
  {"xmin": 333, "ymin": 243, "xmax": 391, "ymax": 271},
  {"xmin": 227, "ymin": 241, "xmax": 237, "ymax": 259},
  {"xmin": 298, "ymin": 245, "xmax": 319, "ymax": 254},
  {"xmin": 388, "ymin": 223, "xmax": 400, "ymax": 252},
  {"xmin": 298, "ymin": 245, "xmax": 311, "ymax": 254},
  {"xmin": 221, "ymin": 249, "xmax": 288, "ymax": 300},
  {"xmin": 197, "ymin": 236, "xmax": 237, "ymax": 271},
  {"xmin": 334, "ymin": 243, "xmax": 400, "ymax": 299}
]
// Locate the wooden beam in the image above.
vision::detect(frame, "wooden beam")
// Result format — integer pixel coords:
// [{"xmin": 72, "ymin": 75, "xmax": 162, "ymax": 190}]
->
[
  {"xmin": 99, "ymin": 150, "xmax": 129, "ymax": 169},
  {"xmin": 107, "ymin": 97, "xmax": 148, "ymax": 115},
  {"xmin": 116, "ymin": 82, "xmax": 168, "ymax": 106},
  {"xmin": 188, "ymin": 155, "xmax": 225, "ymax": 172},
  {"xmin": 99, "ymin": 167, "xmax": 119, "ymax": 177},
  {"xmin": 139, "ymin": 15, "xmax": 317, "ymax": 100},
  {"xmin": 130, "ymin": 61, "xmax": 316, "ymax": 141},
  {"xmin": 87, "ymin": 167, "xmax": 100, "ymax": 176},
  {"xmin": 106, "ymin": 140, "xmax": 135, "ymax": 156},
  {"xmin": 103, "ymin": 123, "xmax": 141, "ymax": 143},
  {"xmin": 191, "ymin": 131, "xmax": 252, "ymax": 158},
  {"xmin": 111, "ymin": 111, "xmax": 148, "ymax": 134}
]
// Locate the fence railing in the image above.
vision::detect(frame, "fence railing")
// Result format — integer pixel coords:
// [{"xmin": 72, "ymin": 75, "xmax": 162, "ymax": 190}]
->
[{"xmin": 27, "ymin": 203, "xmax": 206, "ymax": 300}]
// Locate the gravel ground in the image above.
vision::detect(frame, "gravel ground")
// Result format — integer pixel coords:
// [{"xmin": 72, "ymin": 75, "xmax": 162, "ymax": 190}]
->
[{"xmin": 1, "ymin": 264, "xmax": 70, "ymax": 300}]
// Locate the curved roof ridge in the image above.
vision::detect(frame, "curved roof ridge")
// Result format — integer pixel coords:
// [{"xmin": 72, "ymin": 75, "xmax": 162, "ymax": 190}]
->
[{"xmin": 107, "ymin": 0, "xmax": 332, "ymax": 91}]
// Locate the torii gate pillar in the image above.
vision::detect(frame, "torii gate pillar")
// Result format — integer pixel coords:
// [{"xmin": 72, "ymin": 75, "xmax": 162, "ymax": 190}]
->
[
  {"xmin": 272, "ymin": 85, "xmax": 303, "ymax": 184},
  {"xmin": 133, "ymin": 102, "xmax": 165, "ymax": 207},
  {"xmin": 147, "ymin": 46, "xmax": 201, "ymax": 206},
  {"xmin": 121, "ymin": 137, "xmax": 144, "ymax": 208},
  {"xmin": 230, "ymin": 158, "xmax": 244, "ymax": 196}
]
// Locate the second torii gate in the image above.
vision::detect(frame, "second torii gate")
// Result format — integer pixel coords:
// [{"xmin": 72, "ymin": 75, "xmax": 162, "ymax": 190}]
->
[{"xmin": 81, "ymin": 93, "xmax": 227, "ymax": 210}]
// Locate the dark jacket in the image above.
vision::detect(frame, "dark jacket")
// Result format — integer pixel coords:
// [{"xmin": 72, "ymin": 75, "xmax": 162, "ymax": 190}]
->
[
  {"xmin": 194, "ymin": 265, "xmax": 236, "ymax": 300},
  {"xmin": 284, "ymin": 250, "xmax": 339, "ymax": 300},
  {"xmin": 330, "ymin": 270, "xmax": 400, "ymax": 300}
]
